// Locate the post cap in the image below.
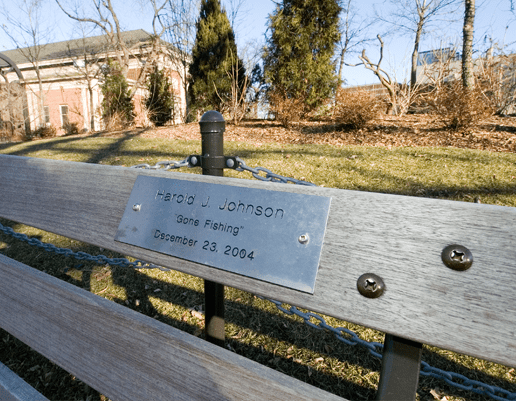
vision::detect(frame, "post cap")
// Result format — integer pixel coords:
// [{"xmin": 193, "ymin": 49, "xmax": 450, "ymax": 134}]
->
[{"xmin": 199, "ymin": 110, "xmax": 225, "ymax": 133}]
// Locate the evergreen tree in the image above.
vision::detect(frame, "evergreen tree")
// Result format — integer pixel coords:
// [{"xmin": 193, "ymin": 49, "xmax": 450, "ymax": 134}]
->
[
  {"xmin": 263, "ymin": 0, "xmax": 341, "ymax": 112},
  {"xmin": 100, "ymin": 62, "xmax": 134, "ymax": 127},
  {"xmin": 189, "ymin": 0, "xmax": 246, "ymax": 116},
  {"xmin": 146, "ymin": 66, "xmax": 174, "ymax": 126}
]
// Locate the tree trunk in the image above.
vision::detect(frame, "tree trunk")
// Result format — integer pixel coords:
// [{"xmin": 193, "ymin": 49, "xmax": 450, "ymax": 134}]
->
[
  {"xmin": 462, "ymin": 0, "xmax": 475, "ymax": 89},
  {"xmin": 410, "ymin": 20, "xmax": 424, "ymax": 88},
  {"xmin": 35, "ymin": 67, "xmax": 45, "ymax": 128},
  {"xmin": 338, "ymin": 47, "xmax": 346, "ymax": 86},
  {"xmin": 88, "ymin": 84, "xmax": 95, "ymax": 131}
]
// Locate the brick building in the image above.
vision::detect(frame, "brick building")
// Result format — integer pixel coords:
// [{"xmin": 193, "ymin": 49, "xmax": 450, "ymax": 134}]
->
[{"xmin": 1, "ymin": 30, "xmax": 187, "ymax": 135}]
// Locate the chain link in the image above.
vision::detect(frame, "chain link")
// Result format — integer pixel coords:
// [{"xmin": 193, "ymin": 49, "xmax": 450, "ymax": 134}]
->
[
  {"xmin": 266, "ymin": 298, "xmax": 384, "ymax": 359},
  {"xmin": 0, "ymin": 222, "xmax": 170, "ymax": 271},
  {"xmin": 420, "ymin": 362, "xmax": 516, "ymax": 401},
  {"xmin": 1, "ymin": 155, "xmax": 515, "ymax": 401},
  {"xmin": 265, "ymin": 298, "xmax": 516, "ymax": 400},
  {"xmin": 234, "ymin": 157, "xmax": 316, "ymax": 186},
  {"xmin": 130, "ymin": 156, "xmax": 315, "ymax": 186},
  {"xmin": 131, "ymin": 158, "xmax": 190, "ymax": 170}
]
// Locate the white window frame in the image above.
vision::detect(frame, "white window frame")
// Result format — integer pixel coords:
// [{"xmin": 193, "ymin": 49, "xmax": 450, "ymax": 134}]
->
[
  {"xmin": 60, "ymin": 105, "xmax": 69, "ymax": 127},
  {"xmin": 43, "ymin": 106, "xmax": 50, "ymax": 125}
]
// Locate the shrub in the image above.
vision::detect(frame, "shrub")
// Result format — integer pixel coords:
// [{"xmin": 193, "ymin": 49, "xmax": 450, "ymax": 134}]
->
[
  {"xmin": 100, "ymin": 62, "xmax": 134, "ymax": 129},
  {"xmin": 333, "ymin": 89, "xmax": 382, "ymax": 129},
  {"xmin": 27, "ymin": 125, "xmax": 57, "ymax": 140},
  {"xmin": 103, "ymin": 112, "xmax": 130, "ymax": 132},
  {"xmin": 430, "ymin": 81, "xmax": 494, "ymax": 131},
  {"xmin": 145, "ymin": 66, "xmax": 174, "ymax": 126},
  {"xmin": 475, "ymin": 54, "xmax": 516, "ymax": 116},
  {"xmin": 268, "ymin": 88, "xmax": 307, "ymax": 128},
  {"xmin": 63, "ymin": 122, "xmax": 80, "ymax": 136}
]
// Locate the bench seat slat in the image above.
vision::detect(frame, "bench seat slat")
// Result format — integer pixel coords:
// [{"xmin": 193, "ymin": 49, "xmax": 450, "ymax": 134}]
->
[
  {"xmin": 0, "ymin": 362, "xmax": 49, "ymax": 401},
  {"xmin": 0, "ymin": 155, "xmax": 515, "ymax": 368},
  {"xmin": 0, "ymin": 254, "xmax": 344, "ymax": 401}
]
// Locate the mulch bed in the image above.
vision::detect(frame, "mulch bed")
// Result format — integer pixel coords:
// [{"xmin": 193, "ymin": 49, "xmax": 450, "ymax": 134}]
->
[{"xmin": 92, "ymin": 114, "xmax": 516, "ymax": 153}]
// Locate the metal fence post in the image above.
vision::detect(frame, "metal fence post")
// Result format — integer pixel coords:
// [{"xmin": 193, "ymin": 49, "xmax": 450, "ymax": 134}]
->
[
  {"xmin": 376, "ymin": 334, "xmax": 423, "ymax": 401},
  {"xmin": 199, "ymin": 110, "xmax": 226, "ymax": 347}
]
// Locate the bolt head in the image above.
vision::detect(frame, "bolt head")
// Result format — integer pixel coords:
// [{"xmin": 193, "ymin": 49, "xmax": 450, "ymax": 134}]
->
[
  {"xmin": 442, "ymin": 245, "xmax": 473, "ymax": 271},
  {"xmin": 298, "ymin": 234, "xmax": 309, "ymax": 244},
  {"xmin": 132, "ymin": 204, "xmax": 141, "ymax": 212},
  {"xmin": 357, "ymin": 273, "xmax": 385, "ymax": 299}
]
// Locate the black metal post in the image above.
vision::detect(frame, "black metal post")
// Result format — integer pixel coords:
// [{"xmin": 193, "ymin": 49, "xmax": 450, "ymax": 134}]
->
[
  {"xmin": 199, "ymin": 110, "xmax": 226, "ymax": 347},
  {"xmin": 376, "ymin": 334, "xmax": 423, "ymax": 401}
]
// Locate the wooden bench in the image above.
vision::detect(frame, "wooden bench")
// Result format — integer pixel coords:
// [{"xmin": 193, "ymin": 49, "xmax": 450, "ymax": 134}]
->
[{"xmin": 0, "ymin": 153, "xmax": 515, "ymax": 400}]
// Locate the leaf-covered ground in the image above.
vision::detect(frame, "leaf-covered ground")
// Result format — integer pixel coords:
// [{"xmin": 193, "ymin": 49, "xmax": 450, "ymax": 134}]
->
[{"xmin": 95, "ymin": 114, "xmax": 516, "ymax": 153}]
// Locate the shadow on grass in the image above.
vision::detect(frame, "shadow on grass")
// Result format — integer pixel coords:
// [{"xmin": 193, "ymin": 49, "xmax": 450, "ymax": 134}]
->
[
  {"xmin": 0, "ymin": 129, "xmax": 192, "ymax": 165},
  {"xmin": 1, "ymin": 134, "xmax": 514, "ymax": 206}
]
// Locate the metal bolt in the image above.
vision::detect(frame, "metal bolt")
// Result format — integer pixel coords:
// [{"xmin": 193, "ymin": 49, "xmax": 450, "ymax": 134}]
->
[
  {"xmin": 226, "ymin": 158, "xmax": 235, "ymax": 168},
  {"xmin": 132, "ymin": 204, "xmax": 141, "ymax": 212},
  {"xmin": 442, "ymin": 244, "xmax": 473, "ymax": 271},
  {"xmin": 298, "ymin": 234, "xmax": 309, "ymax": 244},
  {"xmin": 357, "ymin": 273, "xmax": 385, "ymax": 299},
  {"xmin": 190, "ymin": 156, "xmax": 198, "ymax": 166}
]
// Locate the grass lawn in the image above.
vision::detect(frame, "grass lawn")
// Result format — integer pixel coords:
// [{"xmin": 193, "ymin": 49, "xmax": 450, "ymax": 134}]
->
[{"xmin": 0, "ymin": 134, "xmax": 515, "ymax": 401}]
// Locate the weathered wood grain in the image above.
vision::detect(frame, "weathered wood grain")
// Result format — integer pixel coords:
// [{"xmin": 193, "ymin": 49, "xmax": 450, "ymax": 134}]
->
[
  {"xmin": 0, "ymin": 362, "xmax": 48, "ymax": 401},
  {"xmin": 0, "ymin": 254, "xmax": 345, "ymax": 401},
  {"xmin": 0, "ymin": 155, "xmax": 515, "ymax": 368}
]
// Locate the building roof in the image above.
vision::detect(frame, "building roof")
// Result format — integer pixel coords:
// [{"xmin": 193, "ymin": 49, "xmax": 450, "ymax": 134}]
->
[{"xmin": 1, "ymin": 29, "xmax": 155, "ymax": 65}]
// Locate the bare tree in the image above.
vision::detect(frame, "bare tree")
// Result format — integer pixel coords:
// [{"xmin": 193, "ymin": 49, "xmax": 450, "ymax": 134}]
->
[
  {"xmin": 163, "ymin": 0, "xmax": 200, "ymax": 122},
  {"xmin": 1, "ymin": 0, "xmax": 55, "ymax": 129},
  {"xmin": 336, "ymin": 0, "xmax": 376, "ymax": 85},
  {"xmin": 223, "ymin": 0, "xmax": 247, "ymax": 30},
  {"xmin": 246, "ymin": 62, "xmax": 265, "ymax": 118},
  {"xmin": 0, "ymin": 52, "xmax": 30, "ymax": 138},
  {"xmin": 214, "ymin": 47, "xmax": 249, "ymax": 124},
  {"xmin": 462, "ymin": 0, "xmax": 475, "ymax": 88},
  {"xmin": 63, "ymin": 24, "xmax": 105, "ymax": 131},
  {"xmin": 350, "ymin": 35, "xmax": 422, "ymax": 115},
  {"xmin": 56, "ymin": 0, "xmax": 129, "ymax": 71},
  {"xmin": 0, "ymin": 61, "xmax": 27, "ymax": 139},
  {"xmin": 239, "ymin": 38, "xmax": 264, "ymax": 119},
  {"xmin": 378, "ymin": 0, "xmax": 459, "ymax": 88},
  {"xmin": 56, "ymin": 0, "xmax": 173, "ymax": 92}
]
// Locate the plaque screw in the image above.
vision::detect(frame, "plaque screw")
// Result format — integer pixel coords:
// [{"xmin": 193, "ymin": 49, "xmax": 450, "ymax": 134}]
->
[
  {"xmin": 357, "ymin": 273, "xmax": 385, "ymax": 299},
  {"xmin": 441, "ymin": 244, "xmax": 473, "ymax": 271},
  {"xmin": 298, "ymin": 234, "xmax": 309, "ymax": 244},
  {"xmin": 132, "ymin": 204, "xmax": 141, "ymax": 212},
  {"xmin": 226, "ymin": 158, "xmax": 235, "ymax": 168}
]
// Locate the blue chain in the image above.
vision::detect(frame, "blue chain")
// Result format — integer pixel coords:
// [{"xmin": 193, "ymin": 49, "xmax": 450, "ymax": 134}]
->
[
  {"xmin": 265, "ymin": 299, "xmax": 516, "ymax": 401},
  {"xmin": 0, "ymin": 223, "xmax": 168, "ymax": 271},
  {"xmin": 265, "ymin": 298, "xmax": 384, "ymax": 358}
]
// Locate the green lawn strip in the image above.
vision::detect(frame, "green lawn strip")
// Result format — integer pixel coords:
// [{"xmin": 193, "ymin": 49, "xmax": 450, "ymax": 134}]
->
[{"xmin": 0, "ymin": 136, "xmax": 515, "ymax": 400}]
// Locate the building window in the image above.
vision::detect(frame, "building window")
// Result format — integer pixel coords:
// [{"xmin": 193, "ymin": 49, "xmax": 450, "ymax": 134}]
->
[
  {"xmin": 43, "ymin": 106, "xmax": 50, "ymax": 125},
  {"xmin": 60, "ymin": 105, "xmax": 69, "ymax": 127}
]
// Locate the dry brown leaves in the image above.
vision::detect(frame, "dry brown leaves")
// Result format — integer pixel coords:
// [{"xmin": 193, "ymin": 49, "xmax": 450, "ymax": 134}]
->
[{"xmin": 97, "ymin": 114, "xmax": 516, "ymax": 153}]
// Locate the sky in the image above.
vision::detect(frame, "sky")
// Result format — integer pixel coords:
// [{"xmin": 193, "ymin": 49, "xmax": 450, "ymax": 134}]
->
[{"xmin": 1, "ymin": 0, "xmax": 515, "ymax": 86}]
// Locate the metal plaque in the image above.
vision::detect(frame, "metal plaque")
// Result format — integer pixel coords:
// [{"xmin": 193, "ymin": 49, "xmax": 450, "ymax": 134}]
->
[{"xmin": 115, "ymin": 176, "xmax": 331, "ymax": 293}]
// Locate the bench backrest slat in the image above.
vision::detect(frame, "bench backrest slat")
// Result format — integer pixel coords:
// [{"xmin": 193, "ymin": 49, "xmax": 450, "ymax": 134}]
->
[{"xmin": 0, "ymin": 155, "xmax": 515, "ymax": 368}]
